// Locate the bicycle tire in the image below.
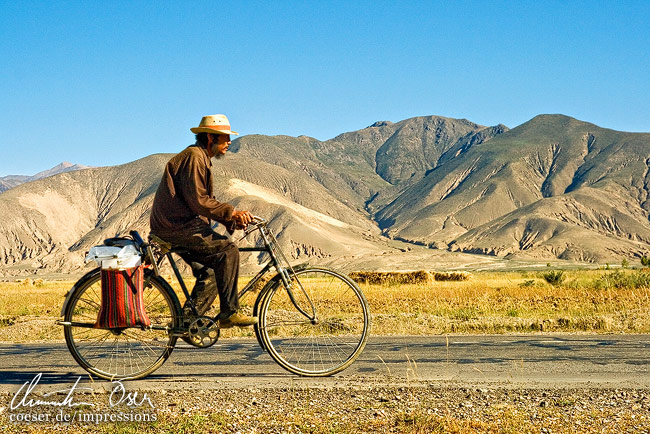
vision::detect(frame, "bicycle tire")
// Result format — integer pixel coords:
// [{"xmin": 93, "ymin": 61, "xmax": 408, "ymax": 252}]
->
[
  {"xmin": 63, "ymin": 268, "xmax": 181, "ymax": 380},
  {"xmin": 255, "ymin": 267, "xmax": 370, "ymax": 376}
]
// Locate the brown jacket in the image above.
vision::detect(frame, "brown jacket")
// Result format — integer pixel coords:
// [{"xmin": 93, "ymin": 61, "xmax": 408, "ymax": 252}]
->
[{"xmin": 150, "ymin": 144, "xmax": 235, "ymax": 235}]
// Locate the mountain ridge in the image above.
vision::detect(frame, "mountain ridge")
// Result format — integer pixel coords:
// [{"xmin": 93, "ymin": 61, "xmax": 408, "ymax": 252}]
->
[
  {"xmin": 1, "ymin": 113, "xmax": 649, "ymax": 276},
  {"xmin": 0, "ymin": 162, "xmax": 92, "ymax": 193}
]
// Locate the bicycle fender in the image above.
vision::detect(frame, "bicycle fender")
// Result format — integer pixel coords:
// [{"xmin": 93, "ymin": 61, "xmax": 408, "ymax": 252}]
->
[
  {"xmin": 252, "ymin": 263, "xmax": 311, "ymax": 317},
  {"xmin": 60, "ymin": 267, "xmax": 101, "ymax": 317},
  {"xmin": 252, "ymin": 263, "xmax": 311, "ymax": 351}
]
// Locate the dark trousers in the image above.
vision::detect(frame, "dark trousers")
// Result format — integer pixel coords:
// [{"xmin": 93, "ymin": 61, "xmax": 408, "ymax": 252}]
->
[{"xmin": 154, "ymin": 220, "xmax": 239, "ymax": 319}]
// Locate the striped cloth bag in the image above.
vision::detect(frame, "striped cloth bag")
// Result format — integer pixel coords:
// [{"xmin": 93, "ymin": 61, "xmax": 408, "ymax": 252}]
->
[{"xmin": 94, "ymin": 266, "xmax": 151, "ymax": 329}]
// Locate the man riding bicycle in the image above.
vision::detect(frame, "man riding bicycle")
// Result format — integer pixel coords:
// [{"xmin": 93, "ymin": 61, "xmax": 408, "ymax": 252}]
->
[{"xmin": 149, "ymin": 114, "xmax": 257, "ymax": 328}]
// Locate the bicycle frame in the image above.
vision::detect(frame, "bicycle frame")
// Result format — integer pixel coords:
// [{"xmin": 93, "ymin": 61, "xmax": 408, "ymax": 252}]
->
[{"xmin": 154, "ymin": 218, "xmax": 317, "ymax": 325}]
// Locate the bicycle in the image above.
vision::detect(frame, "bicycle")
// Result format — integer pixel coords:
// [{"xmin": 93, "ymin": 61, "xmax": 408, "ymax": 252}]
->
[{"xmin": 57, "ymin": 217, "xmax": 370, "ymax": 380}]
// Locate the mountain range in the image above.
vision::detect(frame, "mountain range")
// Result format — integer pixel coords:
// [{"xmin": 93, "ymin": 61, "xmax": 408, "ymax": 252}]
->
[
  {"xmin": 0, "ymin": 162, "xmax": 91, "ymax": 193},
  {"xmin": 1, "ymin": 114, "xmax": 649, "ymax": 276}
]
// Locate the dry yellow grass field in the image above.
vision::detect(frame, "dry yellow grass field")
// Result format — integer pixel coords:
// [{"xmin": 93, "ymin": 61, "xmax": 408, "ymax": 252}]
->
[
  {"xmin": 1, "ymin": 269, "xmax": 649, "ymax": 433},
  {"xmin": 1, "ymin": 268, "xmax": 649, "ymax": 342},
  {"xmin": 358, "ymin": 269, "xmax": 650, "ymax": 335}
]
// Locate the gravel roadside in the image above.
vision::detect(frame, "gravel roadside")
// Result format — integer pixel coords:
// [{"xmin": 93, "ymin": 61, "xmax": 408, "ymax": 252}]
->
[{"xmin": 2, "ymin": 385, "xmax": 649, "ymax": 433}]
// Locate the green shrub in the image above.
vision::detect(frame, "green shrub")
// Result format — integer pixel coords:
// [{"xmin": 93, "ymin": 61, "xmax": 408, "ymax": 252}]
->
[
  {"xmin": 641, "ymin": 256, "xmax": 650, "ymax": 267},
  {"xmin": 596, "ymin": 270, "xmax": 650, "ymax": 289},
  {"xmin": 542, "ymin": 270, "xmax": 565, "ymax": 286},
  {"xmin": 519, "ymin": 279, "xmax": 536, "ymax": 288}
]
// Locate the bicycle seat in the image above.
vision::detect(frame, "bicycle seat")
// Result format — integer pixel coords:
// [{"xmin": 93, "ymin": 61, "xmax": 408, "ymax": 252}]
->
[{"xmin": 148, "ymin": 234, "xmax": 191, "ymax": 255}]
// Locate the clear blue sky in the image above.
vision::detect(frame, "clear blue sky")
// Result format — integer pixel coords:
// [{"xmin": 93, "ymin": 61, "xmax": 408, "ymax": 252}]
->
[{"xmin": 1, "ymin": 0, "xmax": 649, "ymax": 176}]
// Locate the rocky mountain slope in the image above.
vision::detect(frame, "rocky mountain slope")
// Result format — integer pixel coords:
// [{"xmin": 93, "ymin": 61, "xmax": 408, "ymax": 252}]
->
[
  {"xmin": 1, "ymin": 114, "xmax": 649, "ymax": 275},
  {"xmin": 376, "ymin": 115, "xmax": 650, "ymax": 261}
]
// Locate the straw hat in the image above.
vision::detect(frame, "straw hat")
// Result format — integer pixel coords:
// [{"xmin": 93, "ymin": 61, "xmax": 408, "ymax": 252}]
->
[{"xmin": 190, "ymin": 114, "xmax": 239, "ymax": 135}]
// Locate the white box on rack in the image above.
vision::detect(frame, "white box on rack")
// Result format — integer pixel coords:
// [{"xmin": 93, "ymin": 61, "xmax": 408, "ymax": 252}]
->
[{"xmin": 85, "ymin": 244, "xmax": 142, "ymax": 270}]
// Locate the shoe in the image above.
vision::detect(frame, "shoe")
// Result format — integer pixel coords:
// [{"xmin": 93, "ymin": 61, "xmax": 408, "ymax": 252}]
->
[{"xmin": 219, "ymin": 312, "xmax": 258, "ymax": 329}]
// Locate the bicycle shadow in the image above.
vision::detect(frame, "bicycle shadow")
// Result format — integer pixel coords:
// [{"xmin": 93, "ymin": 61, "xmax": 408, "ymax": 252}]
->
[
  {"xmin": 0, "ymin": 370, "xmax": 84, "ymax": 386},
  {"xmin": 0, "ymin": 368, "xmax": 294, "ymax": 393}
]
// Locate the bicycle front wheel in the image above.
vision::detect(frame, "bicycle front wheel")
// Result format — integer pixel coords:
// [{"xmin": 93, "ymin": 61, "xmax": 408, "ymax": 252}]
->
[
  {"xmin": 63, "ymin": 268, "xmax": 181, "ymax": 380},
  {"xmin": 256, "ymin": 267, "xmax": 370, "ymax": 376}
]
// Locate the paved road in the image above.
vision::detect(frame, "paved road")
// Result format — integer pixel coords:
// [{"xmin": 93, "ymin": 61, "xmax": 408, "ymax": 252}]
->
[{"xmin": 0, "ymin": 335, "xmax": 648, "ymax": 393}]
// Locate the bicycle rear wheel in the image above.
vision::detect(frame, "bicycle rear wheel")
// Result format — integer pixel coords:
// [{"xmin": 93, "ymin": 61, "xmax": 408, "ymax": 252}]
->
[
  {"xmin": 63, "ymin": 268, "xmax": 180, "ymax": 380},
  {"xmin": 256, "ymin": 267, "xmax": 370, "ymax": 376}
]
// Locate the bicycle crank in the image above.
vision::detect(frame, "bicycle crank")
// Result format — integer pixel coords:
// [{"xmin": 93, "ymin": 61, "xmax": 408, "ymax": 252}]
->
[{"xmin": 186, "ymin": 316, "xmax": 220, "ymax": 348}]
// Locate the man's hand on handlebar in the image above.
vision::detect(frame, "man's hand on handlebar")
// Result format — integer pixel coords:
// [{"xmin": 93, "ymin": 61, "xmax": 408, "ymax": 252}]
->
[{"xmin": 232, "ymin": 210, "xmax": 254, "ymax": 229}]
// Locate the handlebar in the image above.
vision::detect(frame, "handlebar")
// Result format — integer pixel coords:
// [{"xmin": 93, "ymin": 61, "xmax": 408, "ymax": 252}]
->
[{"xmin": 241, "ymin": 216, "xmax": 267, "ymax": 238}]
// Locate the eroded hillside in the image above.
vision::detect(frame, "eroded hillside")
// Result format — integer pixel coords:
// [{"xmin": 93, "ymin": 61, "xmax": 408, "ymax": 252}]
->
[{"xmin": 1, "ymin": 114, "xmax": 649, "ymax": 275}]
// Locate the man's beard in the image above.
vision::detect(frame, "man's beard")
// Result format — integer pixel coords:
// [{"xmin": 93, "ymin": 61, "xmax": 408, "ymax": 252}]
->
[{"xmin": 210, "ymin": 144, "xmax": 226, "ymax": 159}]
